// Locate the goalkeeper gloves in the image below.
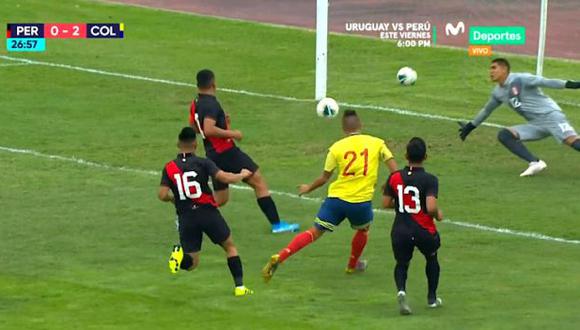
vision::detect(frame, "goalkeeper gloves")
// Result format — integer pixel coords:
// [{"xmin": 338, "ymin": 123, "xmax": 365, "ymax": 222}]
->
[{"xmin": 458, "ymin": 121, "xmax": 476, "ymax": 141}]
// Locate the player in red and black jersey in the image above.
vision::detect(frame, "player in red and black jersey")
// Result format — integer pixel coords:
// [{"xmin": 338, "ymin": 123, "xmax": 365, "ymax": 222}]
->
[
  {"xmin": 383, "ymin": 137, "xmax": 444, "ymax": 315},
  {"xmin": 189, "ymin": 69, "xmax": 299, "ymax": 234},
  {"xmin": 158, "ymin": 127, "xmax": 253, "ymax": 296}
]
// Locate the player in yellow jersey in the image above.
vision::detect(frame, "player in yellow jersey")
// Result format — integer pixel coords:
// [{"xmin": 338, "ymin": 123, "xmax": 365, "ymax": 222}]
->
[{"xmin": 263, "ymin": 110, "xmax": 398, "ymax": 281}]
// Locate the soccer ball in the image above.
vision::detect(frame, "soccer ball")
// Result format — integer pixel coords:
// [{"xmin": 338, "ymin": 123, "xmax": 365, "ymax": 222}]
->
[
  {"xmin": 316, "ymin": 97, "xmax": 339, "ymax": 118},
  {"xmin": 397, "ymin": 67, "xmax": 417, "ymax": 86}
]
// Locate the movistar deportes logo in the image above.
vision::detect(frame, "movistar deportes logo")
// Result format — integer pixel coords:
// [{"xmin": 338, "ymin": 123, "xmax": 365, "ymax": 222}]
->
[{"xmin": 445, "ymin": 21, "xmax": 465, "ymax": 36}]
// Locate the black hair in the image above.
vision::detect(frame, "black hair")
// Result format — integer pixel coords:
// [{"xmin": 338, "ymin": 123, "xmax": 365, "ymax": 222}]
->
[
  {"xmin": 343, "ymin": 109, "xmax": 357, "ymax": 118},
  {"xmin": 178, "ymin": 126, "xmax": 196, "ymax": 143},
  {"xmin": 196, "ymin": 69, "xmax": 215, "ymax": 89},
  {"xmin": 406, "ymin": 137, "xmax": 427, "ymax": 163},
  {"xmin": 491, "ymin": 58, "xmax": 510, "ymax": 72},
  {"xmin": 342, "ymin": 109, "xmax": 361, "ymax": 132}
]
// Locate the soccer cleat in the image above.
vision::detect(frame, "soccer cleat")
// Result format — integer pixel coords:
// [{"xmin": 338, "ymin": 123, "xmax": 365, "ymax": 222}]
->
[
  {"xmin": 397, "ymin": 291, "xmax": 412, "ymax": 315},
  {"xmin": 168, "ymin": 245, "xmax": 184, "ymax": 274},
  {"xmin": 271, "ymin": 221, "xmax": 300, "ymax": 234},
  {"xmin": 234, "ymin": 286, "xmax": 254, "ymax": 297},
  {"xmin": 520, "ymin": 160, "xmax": 547, "ymax": 177},
  {"xmin": 262, "ymin": 254, "xmax": 280, "ymax": 283},
  {"xmin": 428, "ymin": 297, "xmax": 443, "ymax": 308},
  {"xmin": 346, "ymin": 259, "xmax": 368, "ymax": 274}
]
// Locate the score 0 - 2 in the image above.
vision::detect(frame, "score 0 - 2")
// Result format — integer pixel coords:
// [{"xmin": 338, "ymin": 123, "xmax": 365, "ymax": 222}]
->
[{"xmin": 45, "ymin": 23, "xmax": 86, "ymax": 38}]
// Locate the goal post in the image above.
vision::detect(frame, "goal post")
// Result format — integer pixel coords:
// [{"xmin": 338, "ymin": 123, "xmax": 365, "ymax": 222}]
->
[
  {"xmin": 536, "ymin": 0, "xmax": 549, "ymax": 76},
  {"xmin": 315, "ymin": 0, "xmax": 329, "ymax": 101}
]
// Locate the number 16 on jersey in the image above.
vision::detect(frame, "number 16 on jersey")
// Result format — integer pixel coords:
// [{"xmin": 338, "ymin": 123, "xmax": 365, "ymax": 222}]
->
[{"xmin": 173, "ymin": 171, "xmax": 202, "ymax": 200}]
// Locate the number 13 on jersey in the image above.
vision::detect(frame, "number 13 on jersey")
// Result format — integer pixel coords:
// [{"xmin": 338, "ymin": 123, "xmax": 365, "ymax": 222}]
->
[{"xmin": 396, "ymin": 185, "xmax": 421, "ymax": 214}]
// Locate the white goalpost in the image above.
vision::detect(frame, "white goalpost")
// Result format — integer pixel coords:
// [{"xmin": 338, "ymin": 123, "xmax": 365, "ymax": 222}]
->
[
  {"xmin": 536, "ymin": 0, "xmax": 549, "ymax": 76},
  {"xmin": 315, "ymin": 0, "xmax": 329, "ymax": 101}
]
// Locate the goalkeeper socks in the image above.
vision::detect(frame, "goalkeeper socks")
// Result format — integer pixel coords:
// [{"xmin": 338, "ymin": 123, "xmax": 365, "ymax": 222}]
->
[
  {"xmin": 347, "ymin": 230, "xmax": 368, "ymax": 269},
  {"xmin": 497, "ymin": 129, "xmax": 539, "ymax": 162},
  {"xmin": 278, "ymin": 231, "xmax": 315, "ymax": 263},
  {"xmin": 257, "ymin": 196, "xmax": 280, "ymax": 225},
  {"xmin": 425, "ymin": 254, "xmax": 440, "ymax": 302},
  {"xmin": 180, "ymin": 254, "xmax": 193, "ymax": 270},
  {"xmin": 394, "ymin": 262, "xmax": 409, "ymax": 292},
  {"xmin": 227, "ymin": 256, "xmax": 244, "ymax": 287},
  {"xmin": 565, "ymin": 81, "xmax": 580, "ymax": 89},
  {"xmin": 571, "ymin": 139, "xmax": 580, "ymax": 151}
]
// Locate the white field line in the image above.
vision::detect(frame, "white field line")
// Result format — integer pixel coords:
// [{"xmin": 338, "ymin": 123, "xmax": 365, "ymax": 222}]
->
[
  {"xmin": 0, "ymin": 55, "xmax": 506, "ymax": 128},
  {"xmin": 0, "ymin": 63, "xmax": 33, "ymax": 67},
  {"xmin": 4, "ymin": 54, "xmax": 578, "ymax": 111},
  {"xmin": 1, "ymin": 145, "xmax": 579, "ymax": 245},
  {"xmin": 559, "ymin": 100, "xmax": 580, "ymax": 108}
]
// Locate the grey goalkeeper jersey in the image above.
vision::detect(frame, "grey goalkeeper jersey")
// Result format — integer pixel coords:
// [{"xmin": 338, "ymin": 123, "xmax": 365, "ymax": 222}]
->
[{"xmin": 472, "ymin": 72, "xmax": 566, "ymax": 126}]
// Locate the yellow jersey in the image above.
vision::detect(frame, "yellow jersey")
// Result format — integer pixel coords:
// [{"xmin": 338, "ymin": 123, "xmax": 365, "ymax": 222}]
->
[{"xmin": 324, "ymin": 134, "xmax": 394, "ymax": 203}]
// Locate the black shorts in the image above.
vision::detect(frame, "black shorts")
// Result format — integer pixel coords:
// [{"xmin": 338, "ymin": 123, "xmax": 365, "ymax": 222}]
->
[
  {"xmin": 210, "ymin": 147, "xmax": 259, "ymax": 191},
  {"xmin": 178, "ymin": 206, "xmax": 231, "ymax": 253},
  {"xmin": 391, "ymin": 218, "xmax": 441, "ymax": 263}
]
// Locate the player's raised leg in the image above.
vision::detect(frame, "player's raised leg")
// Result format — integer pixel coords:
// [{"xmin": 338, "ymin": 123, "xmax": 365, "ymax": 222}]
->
[
  {"xmin": 169, "ymin": 245, "xmax": 199, "ymax": 274},
  {"xmin": 245, "ymin": 169, "xmax": 299, "ymax": 233},
  {"xmin": 263, "ymin": 198, "xmax": 345, "ymax": 282},
  {"xmin": 169, "ymin": 218, "xmax": 203, "ymax": 274},
  {"xmin": 262, "ymin": 227, "xmax": 324, "ymax": 282}
]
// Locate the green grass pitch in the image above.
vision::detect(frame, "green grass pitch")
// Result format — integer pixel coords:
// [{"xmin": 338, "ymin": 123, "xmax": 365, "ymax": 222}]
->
[{"xmin": 1, "ymin": 0, "xmax": 580, "ymax": 329}]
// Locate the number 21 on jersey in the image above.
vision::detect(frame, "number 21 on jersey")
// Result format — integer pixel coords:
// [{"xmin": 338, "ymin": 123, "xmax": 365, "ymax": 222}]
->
[
  {"xmin": 342, "ymin": 148, "xmax": 369, "ymax": 177},
  {"xmin": 173, "ymin": 171, "xmax": 202, "ymax": 200},
  {"xmin": 396, "ymin": 185, "xmax": 421, "ymax": 214}
]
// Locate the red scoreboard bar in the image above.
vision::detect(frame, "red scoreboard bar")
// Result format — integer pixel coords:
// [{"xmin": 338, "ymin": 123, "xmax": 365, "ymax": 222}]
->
[{"xmin": 44, "ymin": 23, "xmax": 87, "ymax": 39}]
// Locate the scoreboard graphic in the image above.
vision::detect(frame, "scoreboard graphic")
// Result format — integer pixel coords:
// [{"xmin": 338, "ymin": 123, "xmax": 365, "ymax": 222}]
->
[{"xmin": 6, "ymin": 23, "xmax": 124, "ymax": 52}]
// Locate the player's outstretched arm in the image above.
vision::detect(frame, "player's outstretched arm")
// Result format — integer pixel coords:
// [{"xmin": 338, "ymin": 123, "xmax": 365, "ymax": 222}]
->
[
  {"xmin": 158, "ymin": 185, "xmax": 175, "ymax": 203},
  {"xmin": 523, "ymin": 74, "xmax": 567, "ymax": 89},
  {"xmin": 426, "ymin": 196, "xmax": 443, "ymax": 221},
  {"xmin": 298, "ymin": 171, "xmax": 333, "ymax": 196},
  {"xmin": 458, "ymin": 96, "xmax": 501, "ymax": 141},
  {"xmin": 522, "ymin": 74, "xmax": 580, "ymax": 89},
  {"xmin": 458, "ymin": 121, "xmax": 476, "ymax": 141},
  {"xmin": 203, "ymin": 117, "xmax": 243, "ymax": 141},
  {"xmin": 215, "ymin": 169, "xmax": 253, "ymax": 184}
]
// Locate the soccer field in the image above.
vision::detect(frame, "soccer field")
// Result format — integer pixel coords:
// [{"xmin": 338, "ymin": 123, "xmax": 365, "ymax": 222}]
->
[{"xmin": 1, "ymin": 1, "xmax": 580, "ymax": 329}]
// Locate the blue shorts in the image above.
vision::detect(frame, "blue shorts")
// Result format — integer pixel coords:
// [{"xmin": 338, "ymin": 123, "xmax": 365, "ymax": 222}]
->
[{"xmin": 315, "ymin": 198, "xmax": 374, "ymax": 232}]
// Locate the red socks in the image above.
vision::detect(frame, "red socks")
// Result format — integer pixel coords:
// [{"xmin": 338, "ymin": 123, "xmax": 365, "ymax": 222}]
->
[
  {"xmin": 278, "ymin": 231, "xmax": 315, "ymax": 263},
  {"xmin": 348, "ymin": 230, "xmax": 368, "ymax": 269},
  {"xmin": 277, "ymin": 229, "xmax": 367, "ymax": 267}
]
